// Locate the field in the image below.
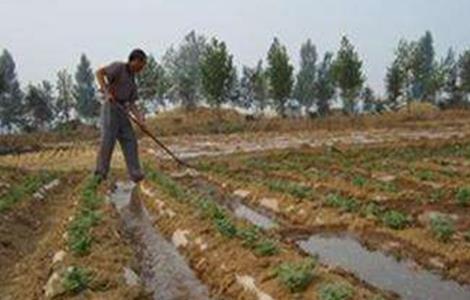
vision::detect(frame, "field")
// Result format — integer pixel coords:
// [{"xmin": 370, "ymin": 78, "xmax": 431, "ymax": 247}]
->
[{"xmin": 1, "ymin": 109, "xmax": 470, "ymax": 300}]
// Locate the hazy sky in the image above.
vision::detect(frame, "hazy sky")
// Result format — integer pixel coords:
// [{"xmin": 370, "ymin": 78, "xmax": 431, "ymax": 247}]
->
[{"xmin": 1, "ymin": 0, "xmax": 469, "ymax": 95}]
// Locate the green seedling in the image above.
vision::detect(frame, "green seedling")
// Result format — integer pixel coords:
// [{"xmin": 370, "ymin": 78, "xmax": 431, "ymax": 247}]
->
[
  {"xmin": 381, "ymin": 210, "xmax": 409, "ymax": 230},
  {"xmin": 352, "ymin": 176, "xmax": 367, "ymax": 187},
  {"xmin": 456, "ymin": 187, "xmax": 470, "ymax": 207},
  {"xmin": 318, "ymin": 282, "xmax": 354, "ymax": 300},
  {"xmin": 430, "ymin": 214, "xmax": 455, "ymax": 242},
  {"xmin": 62, "ymin": 266, "xmax": 91, "ymax": 294},
  {"xmin": 254, "ymin": 239, "xmax": 279, "ymax": 256},
  {"xmin": 325, "ymin": 194, "xmax": 359, "ymax": 213},
  {"xmin": 275, "ymin": 258, "xmax": 317, "ymax": 293}
]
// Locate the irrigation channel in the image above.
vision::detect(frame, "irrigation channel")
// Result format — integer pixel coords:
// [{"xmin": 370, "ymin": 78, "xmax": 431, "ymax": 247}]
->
[
  {"xmin": 110, "ymin": 181, "xmax": 210, "ymax": 300},
  {"xmin": 174, "ymin": 173, "xmax": 470, "ymax": 300}
]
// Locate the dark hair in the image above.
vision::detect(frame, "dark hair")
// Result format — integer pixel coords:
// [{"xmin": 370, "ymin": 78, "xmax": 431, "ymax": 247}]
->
[{"xmin": 128, "ymin": 49, "xmax": 147, "ymax": 62}]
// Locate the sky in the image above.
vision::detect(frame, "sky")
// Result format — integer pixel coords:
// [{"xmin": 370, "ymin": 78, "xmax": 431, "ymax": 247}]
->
[{"xmin": 1, "ymin": 0, "xmax": 469, "ymax": 95}]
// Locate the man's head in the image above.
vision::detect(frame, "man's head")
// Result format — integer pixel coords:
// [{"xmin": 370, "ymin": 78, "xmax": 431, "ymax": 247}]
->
[{"xmin": 128, "ymin": 49, "xmax": 147, "ymax": 73}]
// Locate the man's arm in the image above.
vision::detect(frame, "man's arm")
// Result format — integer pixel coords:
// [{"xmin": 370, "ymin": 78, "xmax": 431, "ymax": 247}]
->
[{"xmin": 96, "ymin": 63, "xmax": 122, "ymax": 102}]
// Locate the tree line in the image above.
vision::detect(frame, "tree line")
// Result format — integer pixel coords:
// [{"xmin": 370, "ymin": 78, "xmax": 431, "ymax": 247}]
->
[{"xmin": 1, "ymin": 30, "xmax": 470, "ymax": 133}]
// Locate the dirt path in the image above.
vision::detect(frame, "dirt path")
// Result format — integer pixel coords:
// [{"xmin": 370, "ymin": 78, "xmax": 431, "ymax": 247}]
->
[{"xmin": 0, "ymin": 126, "xmax": 467, "ymax": 172}]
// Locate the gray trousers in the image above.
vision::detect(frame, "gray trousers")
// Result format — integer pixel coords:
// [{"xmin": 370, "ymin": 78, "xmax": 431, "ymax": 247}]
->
[{"xmin": 95, "ymin": 102, "xmax": 144, "ymax": 182}]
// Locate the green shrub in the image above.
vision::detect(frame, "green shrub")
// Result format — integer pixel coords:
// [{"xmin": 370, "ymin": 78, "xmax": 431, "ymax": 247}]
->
[
  {"xmin": 456, "ymin": 187, "xmax": 470, "ymax": 207},
  {"xmin": 352, "ymin": 176, "xmax": 367, "ymax": 187},
  {"xmin": 381, "ymin": 210, "xmax": 409, "ymax": 230},
  {"xmin": 266, "ymin": 179, "xmax": 314, "ymax": 200},
  {"xmin": 238, "ymin": 226, "xmax": 260, "ymax": 247},
  {"xmin": 325, "ymin": 194, "xmax": 359, "ymax": 213},
  {"xmin": 430, "ymin": 215, "xmax": 455, "ymax": 242},
  {"xmin": 0, "ymin": 172, "xmax": 56, "ymax": 212},
  {"xmin": 254, "ymin": 239, "xmax": 279, "ymax": 256},
  {"xmin": 417, "ymin": 170, "xmax": 434, "ymax": 181},
  {"xmin": 67, "ymin": 177, "xmax": 103, "ymax": 255},
  {"xmin": 361, "ymin": 202, "xmax": 383, "ymax": 219},
  {"xmin": 62, "ymin": 267, "xmax": 91, "ymax": 294},
  {"xmin": 318, "ymin": 282, "xmax": 354, "ymax": 300},
  {"xmin": 275, "ymin": 258, "xmax": 316, "ymax": 293},
  {"xmin": 214, "ymin": 217, "xmax": 237, "ymax": 238}
]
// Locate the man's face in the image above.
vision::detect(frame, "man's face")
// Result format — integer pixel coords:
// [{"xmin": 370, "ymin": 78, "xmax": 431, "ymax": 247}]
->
[{"xmin": 130, "ymin": 59, "xmax": 147, "ymax": 73}]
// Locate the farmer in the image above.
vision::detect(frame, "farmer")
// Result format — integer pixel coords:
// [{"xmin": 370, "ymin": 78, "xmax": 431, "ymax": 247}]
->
[{"xmin": 94, "ymin": 49, "xmax": 147, "ymax": 183}]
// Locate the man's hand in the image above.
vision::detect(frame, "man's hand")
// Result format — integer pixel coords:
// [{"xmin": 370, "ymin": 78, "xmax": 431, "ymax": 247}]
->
[
  {"xmin": 135, "ymin": 111, "xmax": 146, "ymax": 124},
  {"xmin": 96, "ymin": 68, "xmax": 115, "ymax": 103},
  {"xmin": 129, "ymin": 103, "xmax": 145, "ymax": 125}
]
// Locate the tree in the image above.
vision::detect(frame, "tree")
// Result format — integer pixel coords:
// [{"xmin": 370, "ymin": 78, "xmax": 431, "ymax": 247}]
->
[
  {"xmin": 137, "ymin": 55, "xmax": 170, "ymax": 112},
  {"xmin": 74, "ymin": 54, "xmax": 99, "ymax": 123},
  {"xmin": 439, "ymin": 48, "xmax": 463, "ymax": 107},
  {"xmin": 294, "ymin": 39, "xmax": 317, "ymax": 110},
  {"xmin": 239, "ymin": 60, "xmax": 269, "ymax": 113},
  {"xmin": 163, "ymin": 30, "xmax": 207, "ymax": 110},
  {"xmin": 315, "ymin": 52, "xmax": 335, "ymax": 116},
  {"xmin": 56, "ymin": 69, "xmax": 75, "ymax": 123},
  {"xmin": 332, "ymin": 36, "xmax": 365, "ymax": 114},
  {"xmin": 239, "ymin": 66, "xmax": 256, "ymax": 109},
  {"xmin": 23, "ymin": 81, "xmax": 55, "ymax": 132},
  {"xmin": 459, "ymin": 50, "xmax": 470, "ymax": 98},
  {"xmin": 385, "ymin": 60, "xmax": 406, "ymax": 107},
  {"xmin": 200, "ymin": 38, "xmax": 234, "ymax": 109},
  {"xmin": 409, "ymin": 31, "xmax": 437, "ymax": 101},
  {"xmin": 252, "ymin": 60, "xmax": 269, "ymax": 113},
  {"xmin": 267, "ymin": 38, "xmax": 294, "ymax": 117},
  {"xmin": 0, "ymin": 50, "xmax": 24, "ymax": 131},
  {"xmin": 362, "ymin": 86, "xmax": 375, "ymax": 113}
]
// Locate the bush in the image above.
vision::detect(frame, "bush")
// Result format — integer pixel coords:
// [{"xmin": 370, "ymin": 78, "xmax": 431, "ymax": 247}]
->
[
  {"xmin": 254, "ymin": 239, "xmax": 279, "ymax": 256},
  {"xmin": 266, "ymin": 179, "xmax": 314, "ymax": 200},
  {"xmin": 430, "ymin": 215, "xmax": 455, "ymax": 242},
  {"xmin": 361, "ymin": 202, "xmax": 383, "ymax": 219},
  {"xmin": 62, "ymin": 267, "xmax": 91, "ymax": 294},
  {"xmin": 381, "ymin": 210, "xmax": 409, "ymax": 230},
  {"xmin": 456, "ymin": 187, "xmax": 470, "ymax": 207},
  {"xmin": 275, "ymin": 258, "xmax": 316, "ymax": 293},
  {"xmin": 352, "ymin": 176, "xmax": 367, "ymax": 187},
  {"xmin": 214, "ymin": 216, "xmax": 237, "ymax": 238},
  {"xmin": 325, "ymin": 194, "xmax": 359, "ymax": 213},
  {"xmin": 318, "ymin": 282, "xmax": 354, "ymax": 300}
]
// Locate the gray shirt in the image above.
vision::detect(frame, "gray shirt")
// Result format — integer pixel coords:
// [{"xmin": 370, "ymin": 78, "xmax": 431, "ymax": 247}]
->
[{"xmin": 104, "ymin": 62, "xmax": 138, "ymax": 104}]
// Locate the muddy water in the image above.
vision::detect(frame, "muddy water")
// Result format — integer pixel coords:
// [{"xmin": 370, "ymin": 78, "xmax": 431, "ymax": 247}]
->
[
  {"xmin": 297, "ymin": 234, "xmax": 470, "ymax": 300},
  {"xmin": 178, "ymin": 176, "xmax": 277, "ymax": 230},
  {"xmin": 233, "ymin": 204, "xmax": 277, "ymax": 230},
  {"xmin": 110, "ymin": 182, "xmax": 210, "ymax": 300}
]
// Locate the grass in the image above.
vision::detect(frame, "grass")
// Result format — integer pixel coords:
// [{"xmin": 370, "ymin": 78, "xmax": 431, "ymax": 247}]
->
[
  {"xmin": 265, "ymin": 179, "xmax": 315, "ymax": 200},
  {"xmin": 254, "ymin": 239, "xmax": 279, "ymax": 256},
  {"xmin": 0, "ymin": 171, "xmax": 56, "ymax": 212},
  {"xmin": 67, "ymin": 177, "xmax": 103, "ymax": 256},
  {"xmin": 62, "ymin": 266, "xmax": 91, "ymax": 294},
  {"xmin": 381, "ymin": 210, "xmax": 409, "ymax": 230},
  {"xmin": 352, "ymin": 176, "xmax": 367, "ymax": 187},
  {"xmin": 430, "ymin": 215, "xmax": 455, "ymax": 242},
  {"xmin": 318, "ymin": 282, "xmax": 354, "ymax": 300},
  {"xmin": 360, "ymin": 202, "xmax": 384, "ymax": 219},
  {"xmin": 416, "ymin": 170, "xmax": 435, "ymax": 181},
  {"xmin": 275, "ymin": 258, "xmax": 317, "ymax": 293},
  {"xmin": 325, "ymin": 194, "xmax": 360, "ymax": 213},
  {"xmin": 456, "ymin": 187, "xmax": 470, "ymax": 207}
]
